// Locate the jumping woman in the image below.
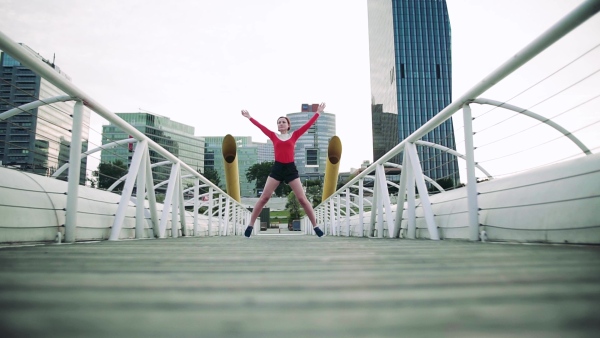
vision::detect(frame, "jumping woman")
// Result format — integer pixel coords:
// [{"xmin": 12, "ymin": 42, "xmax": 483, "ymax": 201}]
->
[{"xmin": 241, "ymin": 102, "xmax": 326, "ymax": 237}]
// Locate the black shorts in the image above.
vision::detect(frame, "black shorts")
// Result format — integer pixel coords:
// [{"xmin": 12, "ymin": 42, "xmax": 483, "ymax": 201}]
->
[{"xmin": 269, "ymin": 161, "xmax": 299, "ymax": 184}]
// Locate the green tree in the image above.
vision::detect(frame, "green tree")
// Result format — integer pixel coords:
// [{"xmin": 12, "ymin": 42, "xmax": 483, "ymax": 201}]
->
[
  {"xmin": 285, "ymin": 191, "xmax": 303, "ymax": 224},
  {"xmin": 201, "ymin": 168, "xmax": 221, "ymax": 192},
  {"xmin": 95, "ymin": 160, "xmax": 128, "ymax": 191},
  {"xmin": 246, "ymin": 161, "xmax": 273, "ymax": 196},
  {"xmin": 305, "ymin": 179, "xmax": 323, "ymax": 207}
]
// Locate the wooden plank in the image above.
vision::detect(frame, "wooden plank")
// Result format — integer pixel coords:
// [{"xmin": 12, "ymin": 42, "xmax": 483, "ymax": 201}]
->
[{"xmin": 0, "ymin": 236, "xmax": 599, "ymax": 337}]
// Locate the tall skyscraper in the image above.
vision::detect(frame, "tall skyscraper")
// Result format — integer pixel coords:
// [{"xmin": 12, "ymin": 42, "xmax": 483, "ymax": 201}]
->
[
  {"xmin": 287, "ymin": 103, "xmax": 336, "ymax": 182},
  {"xmin": 101, "ymin": 112, "xmax": 204, "ymax": 189},
  {"xmin": 0, "ymin": 46, "xmax": 90, "ymax": 184},
  {"xmin": 368, "ymin": 0, "xmax": 460, "ymax": 185}
]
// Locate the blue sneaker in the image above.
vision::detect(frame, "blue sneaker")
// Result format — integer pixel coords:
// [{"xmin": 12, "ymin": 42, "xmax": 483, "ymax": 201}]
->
[
  {"xmin": 314, "ymin": 226, "xmax": 324, "ymax": 237},
  {"xmin": 244, "ymin": 226, "xmax": 253, "ymax": 238}
]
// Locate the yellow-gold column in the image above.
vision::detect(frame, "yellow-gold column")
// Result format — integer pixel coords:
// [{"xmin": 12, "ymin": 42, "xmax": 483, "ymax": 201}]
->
[
  {"xmin": 222, "ymin": 134, "xmax": 241, "ymax": 202},
  {"xmin": 322, "ymin": 136, "xmax": 342, "ymax": 202}
]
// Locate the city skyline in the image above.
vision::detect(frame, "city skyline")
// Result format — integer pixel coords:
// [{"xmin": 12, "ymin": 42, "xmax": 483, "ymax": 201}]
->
[{"xmin": 0, "ymin": 0, "xmax": 597, "ymax": 177}]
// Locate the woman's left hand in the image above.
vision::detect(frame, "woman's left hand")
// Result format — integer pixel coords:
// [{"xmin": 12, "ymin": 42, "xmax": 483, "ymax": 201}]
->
[{"xmin": 317, "ymin": 102, "xmax": 326, "ymax": 113}]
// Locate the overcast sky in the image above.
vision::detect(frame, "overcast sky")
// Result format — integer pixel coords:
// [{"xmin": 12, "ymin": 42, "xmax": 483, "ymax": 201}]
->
[{"xmin": 0, "ymin": 0, "xmax": 598, "ymax": 176}]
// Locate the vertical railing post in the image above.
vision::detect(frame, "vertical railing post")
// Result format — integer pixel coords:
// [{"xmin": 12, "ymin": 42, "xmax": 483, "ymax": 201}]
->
[
  {"xmin": 406, "ymin": 153, "xmax": 416, "ymax": 239},
  {"xmin": 405, "ymin": 143, "xmax": 439, "ymax": 240},
  {"xmin": 345, "ymin": 188, "xmax": 351, "ymax": 236},
  {"xmin": 144, "ymin": 151, "xmax": 159, "ymax": 238},
  {"xmin": 370, "ymin": 174, "xmax": 379, "ymax": 238},
  {"xmin": 329, "ymin": 198, "xmax": 335, "ymax": 236},
  {"xmin": 158, "ymin": 162, "xmax": 179, "ymax": 238},
  {"xmin": 193, "ymin": 179, "xmax": 199, "ymax": 236},
  {"xmin": 463, "ymin": 104, "xmax": 481, "ymax": 241},
  {"xmin": 207, "ymin": 188, "xmax": 214, "ymax": 236},
  {"xmin": 171, "ymin": 173, "xmax": 180, "ymax": 238},
  {"xmin": 358, "ymin": 178, "xmax": 364, "ymax": 237},
  {"xmin": 394, "ymin": 152, "xmax": 408, "ymax": 238},
  {"xmin": 135, "ymin": 147, "xmax": 147, "ymax": 239},
  {"xmin": 217, "ymin": 195, "xmax": 223, "ymax": 236},
  {"xmin": 109, "ymin": 140, "xmax": 148, "ymax": 241},
  {"xmin": 64, "ymin": 100, "xmax": 84, "ymax": 243},
  {"xmin": 177, "ymin": 172, "xmax": 187, "ymax": 236}
]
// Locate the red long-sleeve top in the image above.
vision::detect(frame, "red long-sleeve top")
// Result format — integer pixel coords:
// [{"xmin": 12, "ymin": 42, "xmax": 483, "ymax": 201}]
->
[{"xmin": 249, "ymin": 113, "xmax": 320, "ymax": 163}]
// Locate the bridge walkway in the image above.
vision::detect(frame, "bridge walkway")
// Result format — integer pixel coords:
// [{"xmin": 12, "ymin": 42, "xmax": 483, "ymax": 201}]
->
[{"xmin": 1, "ymin": 235, "xmax": 599, "ymax": 337}]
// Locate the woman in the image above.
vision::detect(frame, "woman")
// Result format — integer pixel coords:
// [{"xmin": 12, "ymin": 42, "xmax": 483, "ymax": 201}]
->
[{"xmin": 241, "ymin": 102, "xmax": 326, "ymax": 237}]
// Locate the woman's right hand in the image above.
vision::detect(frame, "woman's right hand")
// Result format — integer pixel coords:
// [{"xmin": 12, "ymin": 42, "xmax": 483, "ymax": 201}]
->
[{"xmin": 241, "ymin": 110, "xmax": 251, "ymax": 119}]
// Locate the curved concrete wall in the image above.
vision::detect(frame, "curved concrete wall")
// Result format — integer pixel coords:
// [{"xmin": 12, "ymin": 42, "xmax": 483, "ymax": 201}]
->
[
  {"xmin": 345, "ymin": 153, "xmax": 600, "ymax": 244},
  {"xmin": 0, "ymin": 168, "xmax": 215, "ymax": 244},
  {"xmin": 2, "ymin": 152, "xmax": 599, "ymax": 244}
]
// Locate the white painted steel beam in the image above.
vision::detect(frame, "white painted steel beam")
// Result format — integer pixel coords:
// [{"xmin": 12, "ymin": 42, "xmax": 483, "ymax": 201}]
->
[
  {"xmin": 109, "ymin": 140, "xmax": 148, "ymax": 240},
  {"xmin": 472, "ymin": 98, "xmax": 591, "ymax": 155},
  {"xmin": 406, "ymin": 143, "xmax": 439, "ymax": 240},
  {"xmin": 463, "ymin": 105, "xmax": 481, "ymax": 241},
  {"xmin": 64, "ymin": 101, "xmax": 84, "ymax": 243},
  {"xmin": 0, "ymin": 95, "xmax": 73, "ymax": 121}
]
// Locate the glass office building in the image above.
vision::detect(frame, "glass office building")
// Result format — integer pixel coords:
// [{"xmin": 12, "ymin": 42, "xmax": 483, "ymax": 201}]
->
[
  {"xmin": 0, "ymin": 47, "xmax": 90, "ymax": 184},
  {"xmin": 101, "ymin": 112, "xmax": 204, "ymax": 189},
  {"xmin": 287, "ymin": 103, "xmax": 336, "ymax": 182},
  {"xmin": 368, "ymin": 0, "xmax": 460, "ymax": 185}
]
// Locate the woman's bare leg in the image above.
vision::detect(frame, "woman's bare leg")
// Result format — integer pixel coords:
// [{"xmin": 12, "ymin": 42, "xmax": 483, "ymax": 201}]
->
[
  {"xmin": 248, "ymin": 177, "xmax": 281, "ymax": 226},
  {"xmin": 288, "ymin": 178, "xmax": 318, "ymax": 228}
]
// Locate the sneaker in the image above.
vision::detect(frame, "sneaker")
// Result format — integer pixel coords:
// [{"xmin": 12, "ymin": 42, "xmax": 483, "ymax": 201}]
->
[
  {"xmin": 314, "ymin": 226, "xmax": 324, "ymax": 237},
  {"xmin": 244, "ymin": 226, "xmax": 253, "ymax": 238}
]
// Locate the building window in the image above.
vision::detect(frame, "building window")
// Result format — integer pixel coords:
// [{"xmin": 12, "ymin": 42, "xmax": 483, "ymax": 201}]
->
[{"xmin": 306, "ymin": 148, "xmax": 319, "ymax": 167}]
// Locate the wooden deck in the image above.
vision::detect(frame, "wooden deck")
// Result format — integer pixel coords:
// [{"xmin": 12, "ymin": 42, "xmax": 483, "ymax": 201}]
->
[{"xmin": 1, "ymin": 234, "xmax": 599, "ymax": 337}]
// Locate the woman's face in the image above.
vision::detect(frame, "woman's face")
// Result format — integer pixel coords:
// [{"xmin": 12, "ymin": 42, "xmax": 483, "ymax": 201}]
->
[{"xmin": 277, "ymin": 117, "xmax": 290, "ymax": 132}]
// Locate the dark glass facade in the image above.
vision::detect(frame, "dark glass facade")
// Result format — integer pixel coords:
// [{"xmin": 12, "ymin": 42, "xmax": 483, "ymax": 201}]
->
[
  {"xmin": 368, "ymin": 0, "xmax": 460, "ymax": 185},
  {"xmin": 101, "ymin": 113, "xmax": 204, "ymax": 190},
  {"xmin": 0, "ymin": 48, "xmax": 90, "ymax": 184}
]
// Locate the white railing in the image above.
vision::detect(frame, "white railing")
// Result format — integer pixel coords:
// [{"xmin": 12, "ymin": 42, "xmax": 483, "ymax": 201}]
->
[
  {"xmin": 0, "ymin": 32, "xmax": 250, "ymax": 243},
  {"xmin": 309, "ymin": 0, "xmax": 600, "ymax": 244}
]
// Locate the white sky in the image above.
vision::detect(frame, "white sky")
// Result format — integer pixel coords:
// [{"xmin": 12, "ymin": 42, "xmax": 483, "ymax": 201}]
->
[{"xmin": 0, "ymin": 0, "xmax": 598, "ymax": 176}]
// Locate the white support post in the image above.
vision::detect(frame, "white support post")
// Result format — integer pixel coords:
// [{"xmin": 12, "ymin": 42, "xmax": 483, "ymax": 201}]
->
[
  {"xmin": 158, "ymin": 162, "xmax": 180, "ymax": 238},
  {"xmin": 376, "ymin": 165, "xmax": 395, "ymax": 238},
  {"xmin": 144, "ymin": 151, "xmax": 159, "ymax": 238},
  {"xmin": 406, "ymin": 143, "xmax": 440, "ymax": 240},
  {"xmin": 463, "ymin": 104, "xmax": 481, "ymax": 241},
  {"xmin": 358, "ymin": 178, "xmax": 364, "ymax": 237},
  {"xmin": 329, "ymin": 198, "xmax": 335, "ymax": 236},
  {"xmin": 135, "ymin": 147, "xmax": 147, "ymax": 239},
  {"xmin": 406, "ymin": 152, "xmax": 417, "ymax": 239},
  {"xmin": 217, "ymin": 195, "xmax": 223, "ymax": 236},
  {"xmin": 171, "ymin": 173, "xmax": 180, "ymax": 238},
  {"xmin": 370, "ymin": 173, "xmax": 379, "ymax": 238},
  {"xmin": 345, "ymin": 188, "xmax": 351, "ymax": 237},
  {"xmin": 375, "ymin": 165, "xmax": 386, "ymax": 238},
  {"xmin": 64, "ymin": 100, "xmax": 84, "ymax": 243},
  {"xmin": 193, "ymin": 179, "xmax": 199, "ymax": 236},
  {"xmin": 232, "ymin": 204, "xmax": 238, "ymax": 236},
  {"xmin": 208, "ymin": 188, "xmax": 214, "ymax": 236},
  {"xmin": 324, "ymin": 202, "xmax": 329, "ymax": 235},
  {"xmin": 394, "ymin": 150, "xmax": 409, "ymax": 238},
  {"xmin": 109, "ymin": 140, "xmax": 147, "ymax": 241},
  {"xmin": 336, "ymin": 195, "xmax": 341, "ymax": 236},
  {"xmin": 224, "ymin": 198, "xmax": 230, "ymax": 236},
  {"xmin": 177, "ymin": 172, "xmax": 187, "ymax": 236}
]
